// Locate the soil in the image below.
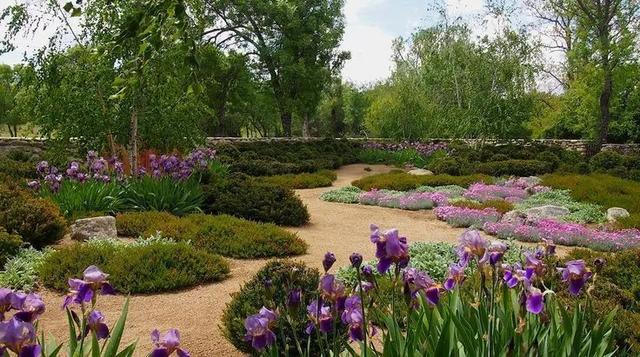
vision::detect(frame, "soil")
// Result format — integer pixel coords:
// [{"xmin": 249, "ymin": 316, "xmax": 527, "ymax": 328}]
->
[{"xmin": 36, "ymin": 164, "xmax": 562, "ymax": 356}]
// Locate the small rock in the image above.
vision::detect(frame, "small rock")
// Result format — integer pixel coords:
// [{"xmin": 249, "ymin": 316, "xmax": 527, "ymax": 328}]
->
[
  {"xmin": 501, "ymin": 210, "xmax": 526, "ymax": 224},
  {"xmin": 524, "ymin": 205, "xmax": 570, "ymax": 221},
  {"xmin": 71, "ymin": 216, "xmax": 117, "ymax": 241},
  {"xmin": 407, "ymin": 169, "xmax": 434, "ymax": 176},
  {"xmin": 607, "ymin": 207, "xmax": 630, "ymax": 222},
  {"xmin": 521, "ymin": 176, "xmax": 542, "ymax": 186}
]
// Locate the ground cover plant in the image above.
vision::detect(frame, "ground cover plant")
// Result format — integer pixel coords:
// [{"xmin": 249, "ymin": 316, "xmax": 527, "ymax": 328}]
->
[
  {"xmin": 204, "ymin": 173, "xmax": 310, "ymax": 226},
  {"xmin": 116, "ymin": 212, "xmax": 308, "ymax": 259},
  {"xmin": 39, "ymin": 235, "xmax": 230, "ymax": 294},
  {"xmin": 0, "ymin": 247, "xmax": 48, "ymax": 291},
  {"xmin": 352, "ymin": 172, "xmax": 492, "ymax": 191},
  {"xmin": 236, "ymin": 226, "xmax": 617, "ymax": 356},
  {"xmin": 258, "ymin": 169, "xmax": 337, "ymax": 189},
  {"xmin": 319, "ymin": 186, "xmax": 362, "ymax": 203},
  {"xmin": 514, "ymin": 189, "xmax": 606, "ymax": 224}
]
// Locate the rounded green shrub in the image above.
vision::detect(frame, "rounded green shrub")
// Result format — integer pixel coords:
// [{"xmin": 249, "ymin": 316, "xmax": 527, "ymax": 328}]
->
[
  {"xmin": 0, "ymin": 228, "xmax": 23, "ymax": 267},
  {"xmin": 476, "ymin": 159, "xmax": 553, "ymax": 177},
  {"xmin": 258, "ymin": 170, "xmax": 336, "ymax": 189},
  {"xmin": 221, "ymin": 260, "xmax": 320, "ymax": 354},
  {"xmin": 39, "ymin": 239, "xmax": 230, "ymax": 294},
  {"xmin": 591, "ymin": 151, "xmax": 625, "ymax": 171},
  {"xmin": 430, "ymin": 157, "xmax": 471, "ymax": 176},
  {"xmin": 204, "ymin": 173, "xmax": 310, "ymax": 226},
  {"xmin": 0, "ymin": 184, "xmax": 66, "ymax": 248},
  {"xmin": 115, "ymin": 211, "xmax": 180, "ymax": 236}
]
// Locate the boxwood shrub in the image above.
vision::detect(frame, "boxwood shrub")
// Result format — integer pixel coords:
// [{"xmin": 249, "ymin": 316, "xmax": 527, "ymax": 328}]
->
[
  {"xmin": 116, "ymin": 212, "xmax": 308, "ymax": 259},
  {"xmin": 0, "ymin": 183, "xmax": 66, "ymax": 248},
  {"xmin": 476, "ymin": 159, "xmax": 554, "ymax": 177},
  {"xmin": 204, "ymin": 173, "xmax": 309, "ymax": 226},
  {"xmin": 352, "ymin": 172, "xmax": 492, "ymax": 191},
  {"xmin": 221, "ymin": 260, "xmax": 321, "ymax": 354},
  {"xmin": 39, "ymin": 238, "xmax": 230, "ymax": 294}
]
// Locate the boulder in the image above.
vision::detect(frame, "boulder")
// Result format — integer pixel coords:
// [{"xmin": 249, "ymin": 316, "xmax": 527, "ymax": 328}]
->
[
  {"xmin": 524, "ymin": 205, "xmax": 570, "ymax": 221},
  {"xmin": 501, "ymin": 210, "xmax": 527, "ymax": 225},
  {"xmin": 407, "ymin": 169, "xmax": 434, "ymax": 176},
  {"xmin": 607, "ymin": 207, "xmax": 630, "ymax": 222},
  {"xmin": 71, "ymin": 216, "xmax": 117, "ymax": 241}
]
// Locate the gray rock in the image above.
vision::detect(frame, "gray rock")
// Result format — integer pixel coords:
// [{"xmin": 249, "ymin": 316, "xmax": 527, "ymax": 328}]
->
[
  {"xmin": 521, "ymin": 176, "xmax": 542, "ymax": 186},
  {"xmin": 501, "ymin": 210, "xmax": 527, "ymax": 224},
  {"xmin": 607, "ymin": 207, "xmax": 630, "ymax": 222},
  {"xmin": 524, "ymin": 205, "xmax": 570, "ymax": 221},
  {"xmin": 407, "ymin": 169, "xmax": 434, "ymax": 176},
  {"xmin": 71, "ymin": 216, "xmax": 117, "ymax": 241}
]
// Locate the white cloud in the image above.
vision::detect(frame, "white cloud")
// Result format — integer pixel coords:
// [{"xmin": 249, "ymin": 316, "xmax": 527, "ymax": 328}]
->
[{"xmin": 340, "ymin": 23, "xmax": 395, "ymax": 85}]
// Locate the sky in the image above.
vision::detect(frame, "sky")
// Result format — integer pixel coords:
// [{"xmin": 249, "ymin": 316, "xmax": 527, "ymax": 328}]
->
[{"xmin": 0, "ymin": 0, "xmax": 513, "ymax": 86}]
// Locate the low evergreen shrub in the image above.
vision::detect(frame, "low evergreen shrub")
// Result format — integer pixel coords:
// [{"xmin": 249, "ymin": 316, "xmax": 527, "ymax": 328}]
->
[
  {"xmin": 39, "ymin": 237, "xmax": 230, "ymax": 294},
  {"xmin": 204, "ymin": 173, "xmax": 310, "ymax": 226},
  {"xmin": 258, "ymin": 170, "xmax": 337, "ymax": 189},
  {"xmin": 221, "ymin": 260, "xmax": 321, "ymax": 354},
  {"xmin": 116, "ymin": 212, "xmax": 308, "ymax": 259},
  {"xmin": 352, "ymin": 172, "xmax": 492, "ymax": 191},
  {"xmin": 476, "ymin": 159, "xmax": 553, "ymax": 177},
  {"xmin": 0, "ymin": 228, "xmax": 23, "ymax": 267}
]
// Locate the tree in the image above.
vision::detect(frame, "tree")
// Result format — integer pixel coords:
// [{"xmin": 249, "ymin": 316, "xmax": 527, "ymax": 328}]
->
[
  {"xmin": 204, "ymin": 0, "xmax": 349, "ymax": 136},
  {"xmin": 0, "ymin": 65, "xmax": 16, "ymax": 136},
  {"xmin": 573, "ymin": 0, "xmax": 639, "ymax": 151}
]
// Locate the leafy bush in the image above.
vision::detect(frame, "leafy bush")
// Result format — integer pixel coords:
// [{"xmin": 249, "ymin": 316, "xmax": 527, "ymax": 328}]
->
[
  {"xmin": 221, "ymin": 260, "xmax": 321, "ymax": 354},
  {"xmin": 429, "ymin": 157, "xmax": 472, "ymax": 175},
  {"xmin": 515, "ymin": 189, "xmax": 606, "ymax": 224},
  {"xmin": 39, "ymin": 237, "xmax": 230, "ymax": 294},
  {"xmin": 0, "ymin": 183, "xmax": 67, "ymax": 248},
  {"xmin": 258, "ymin": 170, "xmax": 337, "ymax": 189},
  {"xmin": 123, "ymin": 176, "xmax": 204, "ymax": 216},
  {"xmin": 0, "ymin": 158, "xmax": 38, "ymax": 179},
  {"xmin": 0, "ymin": 228, "xmax": 23, "ymax": 267},
  {"xmin": 204, "ymin": 173, "xmax": 309, "ymax": 226},
  {"xmin": 542, "ymin": 174, "xmax": 640, "ymax": 215},
  {"xmin": 42, "ymin": 180, "xmax": 126, "ymax": 219},
  {"xmin": 115, "ymin": 212, "xmax": 308, "ymax": 259},
  {"xmin": 0, "ymin": 248, "xmax": 49, "ymax": 291},
  {"xmin": 451, "ymin": 199, "xmax": 514, "ymax": 214},
  {"xmin": 319, "ymin": 186, "xmax": 362, "ymax": 203},
  {"xmin": 591, "ymin": 151, "xmax": 626, "ymax": 171},
  {"xmin": 352, "ymin": 172, "xmax": 492, "ymax": 191},
  {"xmin": 476, "ymin": 159, "xmax": 553, "ymax": 177}
]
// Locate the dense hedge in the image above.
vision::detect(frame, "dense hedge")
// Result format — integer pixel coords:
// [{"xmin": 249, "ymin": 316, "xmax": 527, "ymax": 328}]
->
[
  {"xmin": 0, "ymin": 228, "xmax": 23, "ymax": 267},
  {"xmin": 116, "ymin": 212, "xmax": 308, "ymax": 259},
  {"xmin": 39, "ymin": 240, "xmax": 230, "ymax": 294},
  {"xmin": 258, "ymin": 170, "xmax": 337, "ymax": 189},
  {"xmin": 475, "ymin": 159, "xmax": 554, "ymax": 177},
  {"xmin": 0, "ymin": 182, "xmax": 66, "ymax": 248},
  {"xmin": 222, "ymin": 260, "xmax": 321, "ymax": 354},
  {"xmin": 204, "ymin": 173, "xmax": 310, "ymax": 226},
  {"xmin": 352, "ymin": 172, "xmax": 492, "ymax": 191},
  {"xmin": 215, "ymin": 139, "xmax": 360, "ymax": 176},
  {"xmin": 541, "ymin": 174, "xmax": 640, "ymax": 222}
]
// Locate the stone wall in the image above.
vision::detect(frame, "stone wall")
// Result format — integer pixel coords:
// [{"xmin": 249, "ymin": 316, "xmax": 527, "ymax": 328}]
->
[{"xmin": 2, "ymin": 136, "xmax": 639, "ymax": 155}]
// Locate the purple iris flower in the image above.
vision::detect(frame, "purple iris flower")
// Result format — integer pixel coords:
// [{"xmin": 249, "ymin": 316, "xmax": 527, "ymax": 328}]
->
[
  {"xmin": 523, "ymin": 251, "xmax": 545, "ymax": 279},
  {"xmin": 86, "ymin": 151, "xmax": 98, "ymax": 163},
  {"xmin": 559, "ymin": 260, "xmax": 593, "ymax": 296},
  {"xmin": 403, "ymin": 268, "xmax": 441, "ymax": 306},
  {"xmin": 62, "ymin": 266, "xmax": 115, "ymax": 308},
  {"xmin": 0, "ymin": 317, "xmax": 40, "ymax": 357},
  {"xmin": 150, "ymin": 328, "xmax": 191, "ymax": 357},
  {"xmin": 35, "ymin": 161, "xmax": 49, "ymax": 175},
  {"xmin": 541, "ymin": 238, "xmax": 556, "ymax": 256},
  {"xmin": 349, "ymin": 253, "xmax": 363, "ymax": 268},
  {"xmin": 287, "ymin": 289, "xmax": 302, "ymax": 309},
  {"xmin": 26, "ymin": 180, "xmax": 40, "ymax": 191},
  {"xmin": 361, "ymin": 265, "xmax": 374, "ymax": 279},
  {"xmin": 11, "ymin": 293, "xmax": 45, "ymax": 323},
  {"xmin": 443, "ymin": 263, "xmax": 466, "ymax": 291},
  {"xmin": 0, "ymin": 289, "xmax": 13, "ymax": 321},
  {"xmin": 341, "ymin": 296, "xmax": 365, "ymax": 341},
  {"xmin": 357, "ymin": 281, "xmax": 374, "ymax": 293},
  {"xmin": 322, "ymin": 252, "xmax": 336, "ymax": 272},
  {"xmin": 456, "ymin": 230, "xmax": 489, "ymax": 266},
  {"xmin": 66, "ymin": 162, "xmax": 80, "ymax": 178},
  {"xmin": 84, "ymin": 310, "xmax": 110, "ymax": 340},
  {"xmin": 479, "ymin": 241, "xmax": 508, "ymax": 266},
  {"xmin": 320, "ymin": 275, "xmax": 345, "ymax": 303},
  {"xmin": 525, "ymin": 284, "xmax": 545, "ymax": 314},
  {"xmin": 502, "ymin": 263, "xmax": 532, "ymax": 288},
  {"xmin": 44, "ymin": 173, "xmax": 63, "ymax": 193},
  {"xmin": 306, "ymin": 300, "xmax": 333, "ymax": 334},
  {"xmin": 370, "ymin": 225, "xmax": 409, "ymax": 274}
]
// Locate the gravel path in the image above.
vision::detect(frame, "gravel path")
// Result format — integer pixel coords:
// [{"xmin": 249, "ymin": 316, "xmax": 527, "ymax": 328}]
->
[{"xmin": 35, "ymin": 164, "xmax": 518, "ymax": 356}]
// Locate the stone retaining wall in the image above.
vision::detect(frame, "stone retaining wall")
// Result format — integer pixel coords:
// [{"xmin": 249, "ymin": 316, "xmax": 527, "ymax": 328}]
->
[{"xmin": 1, "ymin": 137, "xmax": 639, "ymax": 155}]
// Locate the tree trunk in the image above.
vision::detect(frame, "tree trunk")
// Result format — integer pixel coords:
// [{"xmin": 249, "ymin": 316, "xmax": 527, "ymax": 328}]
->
[
  {"xmin": 281, "ymin": 112, "xmax": 292, "ymax": 137},
  {"xmin": 130, "ymin": 108, "xmax": 138, "ymax": 173},
  {"xmin": 595, "ymin": 69, "xmax": 612, "ymax": 152},
  {"xmin": 302, "ymin": 113, "xmax": 310, "ymax": 137},
  {"xmin": 7, "ymin": 124, "xmax": 15, "ymax": 137}
]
